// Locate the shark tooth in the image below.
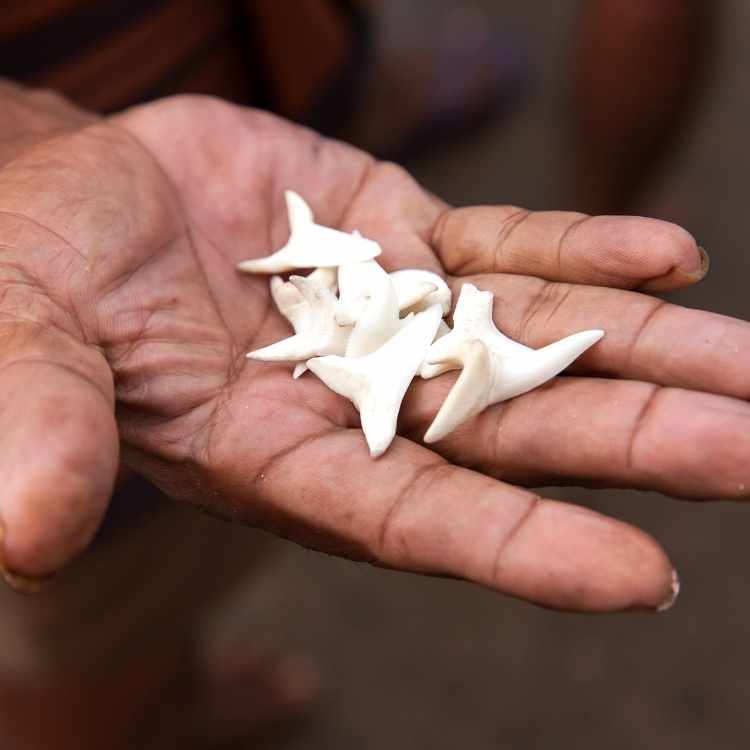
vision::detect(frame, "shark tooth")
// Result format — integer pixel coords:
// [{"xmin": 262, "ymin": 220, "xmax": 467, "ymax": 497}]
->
[
  {"xmin": 336, "ymin": 260, "xmax": 404, "ymax": 357},
  {"xmin": 237, "ymin": 191, "xmax": 381, "ymax": 273},
  {"xmin": 423, "ymin": 283, "xmax": 604, "ymax": 443},
  {"xmin": 270, "ymin": 268, "xmax": 339, "ymax": 378},
  {"xmin": 247, "ymin": 274, "xmax": 350, "ymax": 362},
  {"xmin": 389, "ymin": 269, "xmax": 452, "ymax": 315},
  {"xmin": 420, "ymin": 282, "xmax": 528, "ymax": 380},
  {"xmin": 307, "ymin": 304, "xmax": 443, "ymax": 457}
]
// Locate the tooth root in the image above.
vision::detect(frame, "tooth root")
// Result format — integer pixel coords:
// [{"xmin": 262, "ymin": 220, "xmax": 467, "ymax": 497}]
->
[{"xmin": 424, "ymin": 341, "xmax": 492, "ymax": 443}]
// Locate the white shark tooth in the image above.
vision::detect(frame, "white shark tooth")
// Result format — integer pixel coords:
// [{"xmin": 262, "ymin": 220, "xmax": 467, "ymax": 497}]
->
[
  {"xmin": 237, "ymin": 191, "xmax": 382, "ymax": 273},
  {"xmin": 423, "ymin": 284, "xmax": 604, "ymax": 442},
  {"xmin": 306, "ymin": 266, "xmax": 339, "ymax": 293},
  {"xmin": 420, "ymin": 283, "xmax": 526, "ymax": 380},
  {"xmin": 423, "ymin": 340, "xmax": 494, "ymax": 443},
  {"xmin": 307, "ymin": 304, "xmax": 443, "ymax": 457},
  {"xmin": 269, "ymin": 268, "xmax": 339, "ymax": 376},
  {"xmin": 336, "ymin": 260, "xmax": 382, "ymax": 326},
  {"xmin": 270, "ymin": 275, "xmax": 306, "ymax": 329},
  {"xmin": 389, "ymin": 269, "xmax": 452, "ymax": 315},
  {"xmin": 247, "ymin": 275, "xmax": 350, "ymax": 362},
  {"xmin": 336, "ymin": 260, "xmax": 403, "ymax": 357},
  {"xmin": 270, "ymin": 268, "xmax": 338, "ymax": 329}
]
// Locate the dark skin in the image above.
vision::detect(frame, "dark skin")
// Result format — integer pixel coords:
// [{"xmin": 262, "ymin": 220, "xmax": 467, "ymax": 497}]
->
[{"xmin": 1, "ymin": 89, "xmax": 748, "ymax": 614}]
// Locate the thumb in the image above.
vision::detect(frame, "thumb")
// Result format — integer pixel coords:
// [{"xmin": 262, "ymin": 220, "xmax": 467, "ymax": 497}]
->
[{"xmin": 0, "ymin": 322, "xmax": 118, "ymax": 591}]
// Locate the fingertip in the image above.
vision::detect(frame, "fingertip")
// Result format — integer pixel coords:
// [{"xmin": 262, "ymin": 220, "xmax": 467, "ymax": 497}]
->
[
  {"xmin": 656, "ymin": 569, "xmax": 681, "ymax": 613},
  {"xmin": 637, "ymin": 226, "xmax": 708, "ymax": 293},
  {"xmin": 614, "ymin": 524, "xmax": 678, "ymax": 614},
  {"xmin": 0, "ymin": 525, "xmax": 48, "ymax": 594}
]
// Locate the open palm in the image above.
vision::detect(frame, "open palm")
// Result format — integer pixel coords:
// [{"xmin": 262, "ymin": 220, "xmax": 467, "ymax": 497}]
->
[{"xmin": 1, "ymin": 95, "xmax": 747, "ymax": 611}]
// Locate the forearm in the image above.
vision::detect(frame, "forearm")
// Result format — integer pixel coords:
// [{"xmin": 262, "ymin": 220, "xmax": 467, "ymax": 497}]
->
[{"xmin": 0, "ymin": 78, "xmax": 97, "ymax": 167}]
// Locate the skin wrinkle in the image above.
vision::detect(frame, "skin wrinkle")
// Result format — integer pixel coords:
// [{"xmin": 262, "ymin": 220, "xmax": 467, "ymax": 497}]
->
[
  {"xmin": 625, "ymin": 296, "xmax": 669, "ymax": 372},
  {"xmin": 514, "ymin": 278, "xmax": 563, "ymax": 343},
  {"xmin": 376, "ymin": 459, "xmax": 446, "ymax": 559},
  {"xmin": 0, "ymin": 209, "xmax": 88, "ymax": 265},
  {"xmin": 489, "ymin": 399, "xmax": 515, "ymax": 475},
  {"xmin": 0, "ymin": 230, "xmax": 92, "ymax": 346},
  {"xmin": 250, "ymin": 426, "xmax": 342, "ymax": 509},
  {"xmin": 415, "ymin": 193, "xmax": 448, "ymax": 253},
  {"xmin": 95, "ymin": 232, "xmax": 181, "ymax": 301},
  {"xmin": 336, "ymin": 157, "xmax": 379, "ymax": 230},
  {"xmin": 493, "ymin": 207, "xmax": 532, "ymax": 274},
  {"xmin": 0, "ymin": 317, "xmax": 110, "ymax": 396},
  {"xmin": 542, "ymin": 283, "xmax": 575, "ymax": 329},
  {"xmin": 625, "ymin": 384, "xmax": 662, "ymax": 473},
  {"xmin": 105, "ymin": 120, "xmax": 244, "ymax": 470},
  {"xmin": 490, "ymin": 492, "xmax": 541, "ymax": 583},
  {"xmin": 428, "ymin": 206, "xmax": 453, "ymax": 267},
  {"xmin": 554, "ymin": 213, "xmax": 592, "ymax": 279}
]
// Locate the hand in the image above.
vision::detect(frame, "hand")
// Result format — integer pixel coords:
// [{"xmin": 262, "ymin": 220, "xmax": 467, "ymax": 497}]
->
[{"xmin": 0, "ymin": 94, "xmax": 744, "ymax": 612}]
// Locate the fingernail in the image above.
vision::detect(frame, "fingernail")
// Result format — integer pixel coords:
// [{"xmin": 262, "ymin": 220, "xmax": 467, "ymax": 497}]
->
[
  {"xmin": 0, "ymin": 524, "xmax": 48, "ymax": 594},
  {"xmin": 657, "ymin": 569, "xmax": 680, "ymax": 612},
  {"xmin": 696, "ymin": 245, "xmax": 710, "ymax": 278},
  {"xmin": 638, "ymin": 245, "xmax": 709, "ymax": 293},
  {"xmin": 1, "ymin": 568, "xmax": 46, "ymax": 594},
  {"xmin": 676, "ymin": 245, "xmax": 709, "ymax": 283}
]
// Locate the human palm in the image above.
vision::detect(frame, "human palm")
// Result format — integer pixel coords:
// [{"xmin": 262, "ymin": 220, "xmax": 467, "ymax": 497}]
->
[{"xmin": 1, "ymin": 95, "xmax": 747, "ymax": 612}]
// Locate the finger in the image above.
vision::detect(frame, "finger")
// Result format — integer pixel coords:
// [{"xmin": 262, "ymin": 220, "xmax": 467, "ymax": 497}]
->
[
  {"xmin": 0, "ymin": 322, "xmax": 118, "ymax": 589},
  {"xmin": 433, "ymin": 206, "xmax": 707, "ymax": 290},
  {"xmin": 401, "ymin": 374, "xmax": 750, "ymax": 500},
  {"xmin": 456, "ymin": 273, "xmax": 750, "ymax": 400},
  {"xmin": 191, "ymin": 410, "xmax": 676, "ymax": 613}
]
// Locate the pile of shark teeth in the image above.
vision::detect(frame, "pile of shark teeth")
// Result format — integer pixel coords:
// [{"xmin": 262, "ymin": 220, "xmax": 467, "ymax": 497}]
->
[{"xmin": 238, "ymin": 191, "xmax": 604, "ymax": 458}]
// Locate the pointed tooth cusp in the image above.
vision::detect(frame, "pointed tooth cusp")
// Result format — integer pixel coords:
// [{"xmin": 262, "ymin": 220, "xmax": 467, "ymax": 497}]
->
[{"xmin": 284, "ymin": 189, "xmax": 314, "ymax": 231}]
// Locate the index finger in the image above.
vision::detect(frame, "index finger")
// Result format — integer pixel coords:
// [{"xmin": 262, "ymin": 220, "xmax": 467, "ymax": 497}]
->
[{"xmin": 432, "ymin": 206, "xmax": 708, "ymax": 291}]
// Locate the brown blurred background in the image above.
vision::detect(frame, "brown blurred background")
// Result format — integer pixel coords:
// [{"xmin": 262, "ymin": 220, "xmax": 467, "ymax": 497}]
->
[{"xmin": 202, "ymin": 1, "xmax": 750, "ymax": 748}]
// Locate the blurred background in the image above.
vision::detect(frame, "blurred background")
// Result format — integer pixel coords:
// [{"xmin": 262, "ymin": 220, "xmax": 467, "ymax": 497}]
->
[{"xmin": 207, "ymin": 1, "xmax": 750, "ymax": 748}]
